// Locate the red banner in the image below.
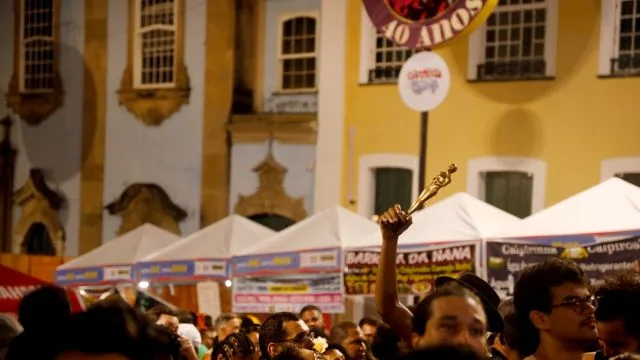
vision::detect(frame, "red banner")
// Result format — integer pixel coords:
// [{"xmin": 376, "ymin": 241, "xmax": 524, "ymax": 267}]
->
[{"xmin": 0, "ymin": 265, "xmax": 84, "ymax": 313}]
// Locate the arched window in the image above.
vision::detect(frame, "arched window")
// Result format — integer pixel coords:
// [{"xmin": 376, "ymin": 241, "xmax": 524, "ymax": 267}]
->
[
  {"xmin": 22, "ymin": 222, "xmax": 56, "ymax": 255},
  {"xmin": 134, "ymin": 0, "xmax": 178, "ymax": 88},
  {"xmin": 249, "ymin": 214, "xmax": 296, "ymax": 231},
  {"xmin": 278, "ymin": 14, "xmax": 318, "ymax": 91}
]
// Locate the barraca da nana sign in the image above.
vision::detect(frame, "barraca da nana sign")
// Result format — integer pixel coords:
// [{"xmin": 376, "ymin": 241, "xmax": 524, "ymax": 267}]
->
[{"xmin": 363, "ymin": 0, "xmax": 498, "ymax": 49}]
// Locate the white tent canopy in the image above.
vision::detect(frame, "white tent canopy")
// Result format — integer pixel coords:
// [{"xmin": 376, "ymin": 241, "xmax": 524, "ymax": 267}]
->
[
  {"xmin": 236, "ymin": 206, "xmax": 378, "ymax": 255},
  {"xmin": 347, "ymin": 192, "xmax": 520, "ymax": 249},
  {"xmin": 58, "ymin": 224, "xmax": 180, "ymax": 270},
  {"xmin": 493, "ymin": 177, "xmax": 640, "ymax": 239},
  {"xmin": 140, "ymin": 215, "xmax": 276, "ymax": 262}
]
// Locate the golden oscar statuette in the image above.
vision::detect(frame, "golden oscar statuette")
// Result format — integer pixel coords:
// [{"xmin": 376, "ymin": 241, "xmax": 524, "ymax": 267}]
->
[{"xmin": 406, "ymin": 163, "xmax": 458, "ymax": 215}]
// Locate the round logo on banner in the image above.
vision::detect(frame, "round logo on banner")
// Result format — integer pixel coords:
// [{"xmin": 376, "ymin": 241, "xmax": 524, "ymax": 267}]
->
[
  {"xmin": 397, "ymin": 51, "xmax": 451, "ymax": 112},
  {"xmin": 362, "ymin": 0, "xmax": 498, "ymax": 49}
]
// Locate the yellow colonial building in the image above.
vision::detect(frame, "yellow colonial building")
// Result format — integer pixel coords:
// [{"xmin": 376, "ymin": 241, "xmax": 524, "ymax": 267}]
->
[
  {"xmin": 1, "ymin": 0, "xmax": 639, "ymax": 259},
  {"xmin": 329, "ymin": 0, "xmax": 640, "ymax": 220}
]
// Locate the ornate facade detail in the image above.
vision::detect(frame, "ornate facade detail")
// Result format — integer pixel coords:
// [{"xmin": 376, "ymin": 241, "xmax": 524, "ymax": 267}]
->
[
  {"xmin": 5, "ymin": 0, "xmax": 64, "ymax": 125},
  {"xmin": 0, "ymin": 116, "xmax": 17, "ymax": 252},
  {"xmin": 117, "ymin": 0, "xmax": 190, "ymax": 126},
  {"xmin": 235, "ymin": 151, "xmax": 307, "ymax": 221},
  {"xmin": 13, "ymin": 169, "xmax": 65, "ymax": 255},
  {"xmin": 106, "ymin": 183, "xmax": 187, "ymax": 236},
  {"xmin": 5, "ymin": 73, "xmax": 65, "ymax": 126},
  {"xmin": 228, "ymin": 113, "xmax": 317, "ymax": 144}
]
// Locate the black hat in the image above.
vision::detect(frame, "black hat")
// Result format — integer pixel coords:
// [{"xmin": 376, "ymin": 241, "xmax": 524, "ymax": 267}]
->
[{"xmin": 435, "ymin": 273, "xmax": 504, "ymax": 333}]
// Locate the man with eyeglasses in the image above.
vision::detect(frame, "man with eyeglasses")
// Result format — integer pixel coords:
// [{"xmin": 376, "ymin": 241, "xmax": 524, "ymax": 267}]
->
[
  {"xmin": 259, "ymin": 312, "xmax": 318, "ymax": 360},
  {"xmin": 513, "ymin": 258, "xmax": 599, "ymax": 360}
]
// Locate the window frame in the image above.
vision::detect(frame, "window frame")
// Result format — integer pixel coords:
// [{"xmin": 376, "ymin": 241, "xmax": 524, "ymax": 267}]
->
[
  {"xmin": 598, "ymin": 0, "xmax": 640, "ymax": 77},
  {"xmin": 358, "ymin": 7, "xmax": 414, "ymax": 84},
  {"xmin": 7, "ymin": 0, "xmax": 64, "ymax": 125},
  {"xmin": 601, "ymin": 157, "xmax": 640, "ymax": 181},
  {"xmin": 118, "ymin": 0, "xmax": 190, "ymax": 126},
  {"xmin": 18, "ymin": 0, "xmax": 57, "ymax": 94},
  {"xmin": 132, "ymin": 0, "xmax": 180, "ymax": 90},
  {"xmin": 373, "ymin": 167, "xmax": 414, "ymax": 215},
  {"xmin": 276, "ymin": 11, "xmax": 320, "ymax": 93},
  {"xmin": 483, "ymin": 171, "xmax": 534, "ymax": 218},
  {"xmin": 467, "ymin": 0, "xmax": 558, "ymax": 81},
  {"xmin": 467, "ymin": 156, "xmax": 547, "ymax": 215},
  {"xmin": 357, "ymin": 154, "xmax": 419, "ymax": 218}
]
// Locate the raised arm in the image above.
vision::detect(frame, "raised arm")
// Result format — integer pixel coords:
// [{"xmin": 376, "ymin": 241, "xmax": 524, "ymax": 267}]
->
[{"xmin": 375, "ymin": 204, "xmax": 414, "ymax": 344}]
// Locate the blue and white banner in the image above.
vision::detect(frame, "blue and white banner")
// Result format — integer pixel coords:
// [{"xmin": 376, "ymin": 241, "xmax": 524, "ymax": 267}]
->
[
  {"xmin": 136, "ymin": 259, "xmax": 228, "ymax": 282},
  {"xmin": 55, "ymin": 265, "xmax": 132, "ymax": 286},
  {"xmin": 232, "ymin": 274, "xmax": 345, "ymax": 314},
  {"xmin": 231, "ymin": 248, "xmax": 341, "ymax": 277}
]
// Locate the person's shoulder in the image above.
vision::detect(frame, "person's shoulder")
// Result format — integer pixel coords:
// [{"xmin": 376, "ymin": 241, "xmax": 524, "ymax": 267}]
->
[
  {"xmin": 583, "ymin": 352, "xmax": 596, "ymax": 360},
  {"xmin": 5, "ymin": 331, "xmax": 58, "ymax": 360}
]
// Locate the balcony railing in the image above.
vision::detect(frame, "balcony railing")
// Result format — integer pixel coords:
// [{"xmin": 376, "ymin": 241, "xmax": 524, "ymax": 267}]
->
[
  {"xmin": 477, "ymin": 59, "xmax": 546, "ymax": 81},
  {"xmin": 610, "ymin": 55, "xmax": 640, "ymax": 77},
  {"xmin": 368, "ymin": 66, "xmax": 402, "ymax": 83}
]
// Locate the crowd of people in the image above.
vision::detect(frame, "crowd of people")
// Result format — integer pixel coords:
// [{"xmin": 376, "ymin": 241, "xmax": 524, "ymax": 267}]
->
[{"xmin": 0, "ymin": 204, "xmax": 638, "ymax": 360}]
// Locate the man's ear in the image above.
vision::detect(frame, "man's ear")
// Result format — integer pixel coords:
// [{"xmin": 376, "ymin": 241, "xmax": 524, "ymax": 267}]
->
[
  {"xmin": 410, "ymin": 332, "xmax": 421, "ymax": 349},
  {"xmin": 267, "ymin": 343, "xmax": 278, "ymax": 358},
  {"xmin": 529, "ymin": 310, "xmax": 550, "ymax": 331}
]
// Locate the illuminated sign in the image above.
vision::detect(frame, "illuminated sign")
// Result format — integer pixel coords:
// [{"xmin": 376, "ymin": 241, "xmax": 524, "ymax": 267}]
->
[{"xmin": 362, "ymin": 0, "xmax": 498, "ymax": 49}]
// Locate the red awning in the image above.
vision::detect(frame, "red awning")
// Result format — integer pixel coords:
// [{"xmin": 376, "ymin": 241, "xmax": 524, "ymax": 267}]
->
[{"xmin": 0, "ymin": 265, "xmax": 84, "ymax": 314}]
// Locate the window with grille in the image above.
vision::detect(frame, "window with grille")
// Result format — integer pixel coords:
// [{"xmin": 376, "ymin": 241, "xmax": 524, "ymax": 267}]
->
[
  {"xmin": 20, "ymin": 0, "xmax": 56, "ymax": 93},
  {"xmin": 369, "ymin": 33, "xmax": 413, "ymax": 83},
  {"xmin": 612, "ymin": 0, "xmax": 640, "ymax": 75},
  {"xmin": 279, "ymin": 14, "xmax": 318, "ymax": 91},
  {"xmin": 616, "ymin": 172, "xmax": 640, "ymax": 187},
  {"xmin": 134, "ymin": 0, "xmax": 178, "ymax": 89},
  {"xmin": 479, "ymin": 0, "xmax": 548, "ymax": 80},
  {"xmin": 484, "ymin": 171, "xmax": 533, "ymax": 218},
  {"xmin": 373, "ymin": 168, "xmax": 413, "ymax": 215}
]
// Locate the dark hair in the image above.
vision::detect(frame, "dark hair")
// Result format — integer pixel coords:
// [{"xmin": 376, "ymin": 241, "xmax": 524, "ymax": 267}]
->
[
  {"xmin": 358, "ymin": 316, "xmax": 380, "ymax": 329},
  {"xmin": 497, "ymin": 298, "xmax": 519, "ymax": 351},
  {"xmin": 215, "ymin": 313, "xmax": 240, "ymax": 330},
  {"xmin": 242, "ymin": 316, "xmax": 260, "ymax": 334},
  {"xmin": 399, "ymin": 343, "xmax": 487, "ymax": 360},
  {"xmin": 146, "ymin": 304, "xmax": 177, "ymax": 322},
  {"xmin": 212, "ymin": 331, "xmax": 256, "ymax": 360},
  {"xmin": 205, "ymin": 314, "xmax": 214, "ymax": 329},
  {"xmin": 177, "ymin": 310, "xmax": 195, "ymax": 324},
  {"xmin": 370, "ymin": 324, "xmax": 401, "ymax": 360},
  {"xmin": 513, "ymin": 258, "xmax": 588, "ymax": 356},
  {"xmin": 412, "ymin": 282, "xmax": 482, "ymax": 335},
  {"xmin": 325, "ymin": 344, "xmax": 347, "ymax": 354},
  {"xmin": 328, "ymin": 322, "xmax": 358, "ymax": 346},
  {"xmin": 259, "ymin": 312, "xmax": 300, "ymax": 359},
  {"xmin": 594, "ymin": 271, "xmax": 640, "ymax": 341},
  {"xmin": 54, "ymin": 298, "xmax": 173, "ymax": 360},
  {"xmin": 300, "ymin": 305, "xmax": 322, "ymax": 316},
  {"xmin": 18, "ymin": 286, "xmax": 71, "ymax": 331}
]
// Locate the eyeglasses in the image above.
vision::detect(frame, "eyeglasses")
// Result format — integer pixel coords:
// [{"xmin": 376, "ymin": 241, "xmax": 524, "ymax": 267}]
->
[
  {"xmin": 551, "ymin": 295, "xmax": 596, "ymax": 314},
  {"xmin": 282, "ymin": 331, "xmax": 315, "ymax": 349}
]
